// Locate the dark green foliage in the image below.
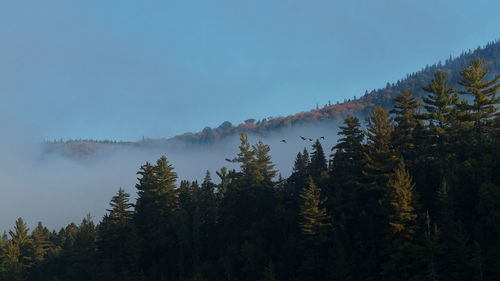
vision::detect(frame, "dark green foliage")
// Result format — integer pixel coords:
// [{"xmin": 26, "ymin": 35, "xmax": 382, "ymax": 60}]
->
[
  {"xmin": 299, "ymin": 177, "xmax": 331, "ymax": 281},
  {"xmin": 309, "ymin": 140, "xmax": 328, "ymax": 185},
  {"xmin": 390, "ymin": 90, "xmax": 422, "ymax": 168},
  {"xmin": 1, "ymin": 57, "xmax": 499, "ymax": 281},
  {"xmin": 457, "ymin": 58, "xmax": 500, "ymax": 153},
  {"xmin": 381, "ymin": 160, "xmax": 419, "ymax": 281}
]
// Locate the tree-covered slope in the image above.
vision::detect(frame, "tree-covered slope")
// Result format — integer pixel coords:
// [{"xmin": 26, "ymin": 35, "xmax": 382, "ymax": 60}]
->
[{"xmin": 45, "ymin": 40, "xmax": 500, "ymax": 155}]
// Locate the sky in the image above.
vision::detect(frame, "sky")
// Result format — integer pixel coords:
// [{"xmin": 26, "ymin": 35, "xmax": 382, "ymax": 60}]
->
[{"xmin": 1, "ymin": 0, "xmax": 499, "ymax": 141}]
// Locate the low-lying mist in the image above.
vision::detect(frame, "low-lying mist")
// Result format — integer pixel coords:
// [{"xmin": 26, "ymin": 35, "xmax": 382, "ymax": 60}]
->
[{"xmin": 0, "ymin": 118, "xmax": 340, "ymax": 233}]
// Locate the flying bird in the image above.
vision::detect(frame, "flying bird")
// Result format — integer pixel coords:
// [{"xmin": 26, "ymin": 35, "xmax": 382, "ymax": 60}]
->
[
  {"xmin": 280, "ymin": 139, "xmax": 287, "ymax": 143},
  {"xmin": 225, "ymin": 158, "xmax": 235, "ymax": 162},
  {"xmin": 320, "ymin": 136, "xmax": 325, "ymax": 140},
  {"xmin": 300, "ymin": 136, "xmax": 306, "ymax": 140},
  {"xmin": 308, "ymin": 138, "xmax": 313, "ymax": 141}
]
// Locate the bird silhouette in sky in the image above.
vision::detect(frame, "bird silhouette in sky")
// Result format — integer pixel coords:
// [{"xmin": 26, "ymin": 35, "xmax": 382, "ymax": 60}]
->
[
  {"xmin": 281, "ymin": 139, "xmax": 287, "ymax": 143},
  {"xmin": 300, "ymin": 136, "xmax": 306, "ymax": 140},
  {"xmin": 308, "ymin": 138, "xmax": 313, "ymax": 141},
  {"xmin": 320, "ymin": 136, "xmax": 325, "ymax": 140}
]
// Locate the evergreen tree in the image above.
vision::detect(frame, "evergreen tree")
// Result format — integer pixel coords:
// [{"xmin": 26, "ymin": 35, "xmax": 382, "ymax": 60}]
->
[
  {"xmin": 299, "ymin": 177, "xmax": 331, "ymax": 281},
  {"xmin": 2, "ymin": 218, "xmax": 33, "ymax": 281},
  {"xmin": 360, "ymin": 106, "xmax": 398, "ymax": 280},
  {"xmin": 421, "ymin": 70, "xmax": 459, "ymax": 147},
  {"xmin": 106, "ymin": 188, "xmax": 133, "ymax": 227},
  {"xmin": 457, "ymin": 58, "xmax": 500, "ymax": 154},
  {"xmin": 329, "ymin": 114, "xmax": 364, "ymax": 217},
  {"xmin": 134, "ymin": 156, "xmax": 179, "ymax": 281},
  {"xmin": 381, "ymin": 160, "xmax": 419, "ymax": 281},
  {"xmin": 97, "ymin": 188, "xmax": 134, "ymax": 281},
  {"xmin": 390, "ymin": 90, "xmax": 422, "ymax": 168},
  {"xmin": 363, "ymin": 106, "xmax": 398, "ymax": 188},
  {"xmin": 254, "ymin": 141, "xmax": 277, "ymax": 183},
  {"xmin": 309, "ymin": 140, "xmax": 328, "ymax": 187},
  {"xmin": 236, "ymin": 133, "xmax": 259, "ymax": 183}
]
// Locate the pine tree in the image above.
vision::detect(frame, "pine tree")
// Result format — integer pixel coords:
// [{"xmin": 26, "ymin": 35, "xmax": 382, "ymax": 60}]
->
[
  {"xmin": 381, "ymin": 159, "xmax": 419, "ymax": 281},
  {"xmin": 330, "ymin": 114, "xmax": 364, "ymax": 217},
  {"xmin": 2, "ymin": 218, "xmax": 33, "ymax": 281},
  {"xmin": 253, "ymin": 141, "xmax": 277, "ymax": 183},
  {"xmin": 300, "ymin": 177, "xmax": 331, "ymax": 238},
  {"xmin": 299, "ymin": 177, "xmax": 331, "ymax": 281},
  {"xmin": 106, "ymin": 188, "xmax": 133, "ymax": 227},
  {"xmin": 359, "ymin": 106, "xmax": 399, "ymax": 280},
  {"xmin": 363, "ymin": 106, "xmax": 398, "ymax": 188},
  {"xmin": 390, "ymin": 90, "xmax": 422, "ymax": 168},
  {"xmin": 236, "ymin": 133, "xmax": 258, "ymax": 183},
  {"xmin": 421, "ymin": 70, "xmax": 459, "ymax": 144},
  {"xmin": 134, "ymin": 156, "xmax": 179, "ymax": 281},
  {"xmin": 309, "ymin": 140, "xmax": 328, "ymax": 187},
  {"xmin": 457, "ymin": 58, "xmax": 500, "ymax": 154},
  {"xmin": 289, "ymin": 149, "xmax": 310, "ymax": 198},
  {"xmin": 98, "ymin": 188, "xmax": 134, "ymax": 281}
]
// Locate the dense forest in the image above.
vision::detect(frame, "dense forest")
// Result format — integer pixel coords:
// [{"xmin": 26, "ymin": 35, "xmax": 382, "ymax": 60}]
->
[{"xmin": 2, "ymin": 58, "xmax": 500, "ymax": 281}]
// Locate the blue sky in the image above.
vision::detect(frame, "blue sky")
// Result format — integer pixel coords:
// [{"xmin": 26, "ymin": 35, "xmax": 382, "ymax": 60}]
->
[{"xmin": 1, "ymin": 0, "xmax": 499, "ymax": 140}]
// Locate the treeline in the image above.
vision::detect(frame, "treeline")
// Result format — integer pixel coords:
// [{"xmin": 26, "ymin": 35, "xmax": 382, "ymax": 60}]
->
[
  {"xmin": 44, "ymin": 40, "xmax": 500, "ymax": 156},
  {"xmin": 172, "ymin": 40, "xmax": 500, "ymax": 144},
  {"xmin": 1, "ymin": 58, "xmax": 500, "ymax": 281}
]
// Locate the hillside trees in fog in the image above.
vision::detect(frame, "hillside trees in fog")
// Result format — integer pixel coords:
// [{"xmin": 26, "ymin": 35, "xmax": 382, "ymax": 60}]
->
[{"xmin": 1, "ymin": 58, "xmax": 500, "ymax": 281}]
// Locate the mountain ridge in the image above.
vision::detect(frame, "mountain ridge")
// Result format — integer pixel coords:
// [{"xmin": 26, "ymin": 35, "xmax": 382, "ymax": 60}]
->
[{"xmin": 45, "ymin": 39, "xmax": 500, "ymax": 157}]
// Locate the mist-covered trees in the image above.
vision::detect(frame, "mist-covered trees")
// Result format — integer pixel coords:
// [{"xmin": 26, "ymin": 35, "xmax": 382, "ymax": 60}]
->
[{"xmin": 0, "ymin": 58, "xmax": 499, "ymax": 281}]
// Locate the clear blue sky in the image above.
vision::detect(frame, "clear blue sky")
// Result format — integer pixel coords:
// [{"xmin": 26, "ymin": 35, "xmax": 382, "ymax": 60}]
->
[{"xmin": 1, "ymin": 0, "xmax": 499, "ymax": 140}]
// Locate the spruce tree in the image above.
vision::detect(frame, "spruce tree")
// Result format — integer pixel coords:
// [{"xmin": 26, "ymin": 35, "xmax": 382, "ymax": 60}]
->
[
  {"xmin": 329, "ymin": 114, "xmax": 364, "ymax": 218},
  {"xmin": 134, "ymin": 156, "xmax": 179, "ymax": 281},
  {"xmin": 106, "ymin": 188, "xmax": 133, "ymax": 227},
  {"xmin": 309, "ymin": 140, "xmax": 328, "ymax": 187}
]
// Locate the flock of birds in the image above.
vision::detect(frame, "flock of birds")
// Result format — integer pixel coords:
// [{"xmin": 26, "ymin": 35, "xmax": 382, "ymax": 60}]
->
[
  {"xmin": 280, "ymin": 135, "xmax": 325, "ymax": 144},
  {"xmin": 225, "ymin": 135, "xmax": 326, "ymax": 162}
]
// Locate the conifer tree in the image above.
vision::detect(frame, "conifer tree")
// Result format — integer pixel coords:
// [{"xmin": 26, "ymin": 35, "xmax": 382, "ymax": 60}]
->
[
  {"xmin": 253, "ymin": 141, "xmax": 277, "ymax": 183},
  {"xmin": 299, "ymin": 177, "xmax": 331, "ymax": 281},
  {"xmin": 421, "ymin": 70, "xmax": 459, "ymax": 145},
  {"xmin": 134, "ymin": 156, "xmax": 179, "ymax": 281},
  {"xmin": 457, "ymin": 58, "xmax": 500, "ymax": 154},
  {"xmin": 390, "ymin": 90, "xmax": 422, "ymax": 168},
  {"xmin": 106, "ymin": 188, "xmax": 133, "ymax": 227},
  {"xmin": 329, "ymin": 114, "xmax": 364, "ymax": 217},
  {"xmin": 289, "ymin": 149, "xmax": 310, "ymax": 198},
  {"xmin": 363, "ymin": 106, "xmax": 398, "ymax": 188},
  {"xmin": 360, "ymin": 106, "xmax": 398, "ymax": 279},
  {"xmin": 381, "ymin": 160, "xmax": 419, "ymax": 281},
  {"xmin": 300, "ymin": 177, "xmax": 331, "ymax": 238},
  {"xmin": 98, "ymin": 188, "xmax": 134, "ymax": 281},
  {"xmin": 236, "ymin": 133, "xmax": 258, "ymax": 183},
  {"xmin": 309, "ymin": 140, "xmax": 328, "ymax": 186},
  {"xmin": 2, "ymin": 218, "xmax": 33, "ymax": 281}
]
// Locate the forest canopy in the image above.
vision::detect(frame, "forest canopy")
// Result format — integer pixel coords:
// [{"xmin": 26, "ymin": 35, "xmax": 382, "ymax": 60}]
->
[{"xmin": 1, "ymin": 58, "xmax": 500, "ymax": 281}]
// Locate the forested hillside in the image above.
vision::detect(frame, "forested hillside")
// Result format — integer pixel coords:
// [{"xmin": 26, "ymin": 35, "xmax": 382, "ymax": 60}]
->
[
  {"xmin": 3, "ymin": 58, "xmax": 499, "ymax": 280},
  {"xmin": 44, "ymin": 40, "xmax": 500, "ymax": 157}
]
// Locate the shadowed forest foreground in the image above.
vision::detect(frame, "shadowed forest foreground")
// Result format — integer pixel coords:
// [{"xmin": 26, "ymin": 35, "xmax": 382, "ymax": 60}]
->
[{"xmin": 1, "ymin": 59, "xmax": 500, "ymax": 281}]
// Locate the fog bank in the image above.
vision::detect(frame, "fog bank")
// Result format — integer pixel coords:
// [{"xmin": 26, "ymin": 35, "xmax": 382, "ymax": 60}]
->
[{"xmin": 0, "ymin": 118, "xmax": 340, "ymax": 233}]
